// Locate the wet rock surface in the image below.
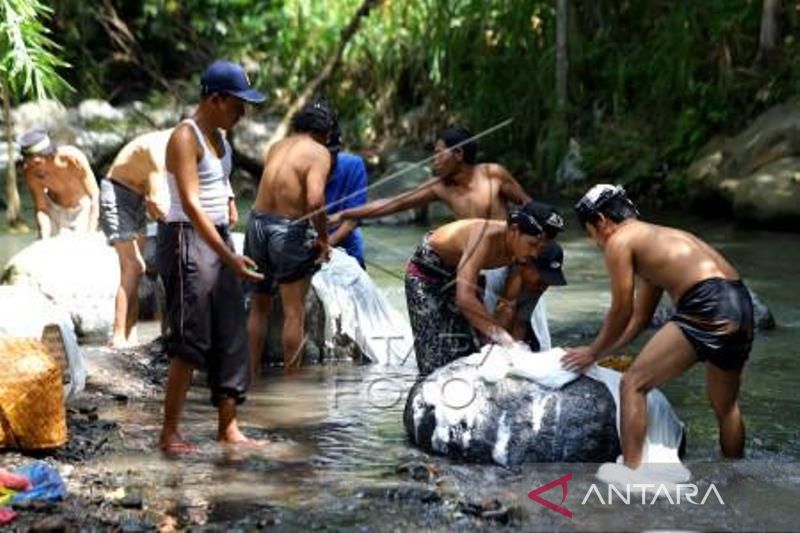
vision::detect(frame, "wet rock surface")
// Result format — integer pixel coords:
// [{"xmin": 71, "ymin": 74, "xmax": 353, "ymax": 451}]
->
[{"xmin": 404, "ymin": 358, "xmax": 621, "ymax": 465}]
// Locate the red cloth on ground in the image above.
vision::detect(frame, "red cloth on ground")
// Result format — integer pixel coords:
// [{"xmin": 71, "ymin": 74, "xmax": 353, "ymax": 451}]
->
[
  {"xmin": 0, "ymin": 470, "xmax": 31, "ymax": 491},
  {"xmin": 0, "ymin": 507, "xmax": 18, "ymax": 525}
]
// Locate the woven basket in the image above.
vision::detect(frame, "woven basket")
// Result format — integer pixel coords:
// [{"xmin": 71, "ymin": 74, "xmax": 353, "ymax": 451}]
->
[{"xmin": 0, "ymin": 338, "xmax": 68, "ymax": 450}]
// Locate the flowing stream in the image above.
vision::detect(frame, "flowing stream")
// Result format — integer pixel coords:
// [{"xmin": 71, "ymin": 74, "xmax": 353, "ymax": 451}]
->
[{"xmin": 2, "ymin": 211, "xmax": 799, "ymax": 530}]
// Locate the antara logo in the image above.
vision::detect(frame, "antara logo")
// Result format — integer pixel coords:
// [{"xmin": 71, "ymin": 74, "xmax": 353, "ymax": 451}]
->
[
  {"xmin": 527, "ymin": 473, "xmax": 573, "ymax": 518},
  {"xmin": 528, "ymin": 473, "xmax": 725, "ymax": 518}
]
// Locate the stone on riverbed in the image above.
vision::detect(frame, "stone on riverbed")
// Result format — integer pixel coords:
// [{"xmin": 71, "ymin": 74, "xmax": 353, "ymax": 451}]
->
[
  {"xmin": 403, "ymin": 350, "xmax": 621, "ymax": 465},
  {"xmin": 2, "ymin": 233, "xmax": 158, "ymax": 341}
]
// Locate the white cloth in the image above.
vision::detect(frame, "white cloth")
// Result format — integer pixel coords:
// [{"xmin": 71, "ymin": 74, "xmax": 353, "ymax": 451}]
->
[
  {"xmin": 311, "ymin": 249, "xmax": 415, "ymax": 366},
  {"xmin": 0, "ymin": 286, "xmax": 86, "ymax": 400},
  {"xmin": 476, "ymin": 345, "xmax": 687, "ymax": 477},
  {"xmin": 45, "ymin": 194, "xmax": 91, "ymax": 235}
]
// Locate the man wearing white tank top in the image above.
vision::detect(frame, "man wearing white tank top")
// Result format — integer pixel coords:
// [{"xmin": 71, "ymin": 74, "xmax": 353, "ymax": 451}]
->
[{"xmin": 156, "ymin": 60, "xmax": 266, "ymax": 453}]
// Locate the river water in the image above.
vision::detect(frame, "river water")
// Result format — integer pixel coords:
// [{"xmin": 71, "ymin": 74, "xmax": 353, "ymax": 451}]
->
[{"xmin": 2, "ymin": 212, "xmax": 799, "ymax": 530}]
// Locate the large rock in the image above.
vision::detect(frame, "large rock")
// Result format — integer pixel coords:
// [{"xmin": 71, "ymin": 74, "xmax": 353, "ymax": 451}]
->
[
  {"xmin": 404, "ymin": 351, "xmax": 621, "ymax": 465},
  {"xmin": 2, "ymin": 233, "xmax": 158, "ymax": 341},
  {"xmin": 687, "ymin": 102, "xmax": 800, "ymax": 228}
]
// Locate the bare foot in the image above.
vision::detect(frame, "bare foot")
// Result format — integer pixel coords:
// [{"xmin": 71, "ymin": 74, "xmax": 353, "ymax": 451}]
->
[
  {"xmin": 108, "ymin": 337, "xmax": 129, "ymax": 349},
  {"xmin": 159, "ymin": 432, "xmax": 199, "ymax": 455},
  {"xmin": 217, "ymin": 428, "xmax": 268, "ymax": 449}
]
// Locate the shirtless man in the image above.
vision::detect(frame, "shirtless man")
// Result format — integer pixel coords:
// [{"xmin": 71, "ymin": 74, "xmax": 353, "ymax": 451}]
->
[
  {"xmin": 157, "ymin": 60, "xmax": 266, "ymax": 452},
  {"xmin": 18, "ymin": 130, "xmax": 99, "ymax": 238},
  {"xmin": 100, "ymin": 129, "xmax": 172, "ymax": 347},
  {"xmin": 406, "ymin": 201, "xmax": 564, "ymax": 375},
  {"xmin": 561, "ymin": 184, "xmax": 754, "ymax": 468},
  {"xmin": 332, "ymin": 125, "xmax": 530, "ymax": 223},
  {"xmin": 245, "ymin": 100, "xmax": 334, "ymax": 375},
  {"xmin": 493, "ymin": 242, "xmax": 567, "ymax": 350}
]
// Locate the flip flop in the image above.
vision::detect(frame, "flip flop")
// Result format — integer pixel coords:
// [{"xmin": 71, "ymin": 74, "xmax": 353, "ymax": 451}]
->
[{"xmin": 159, "ymin": 441, "xmax": 199, "ymax": 455}]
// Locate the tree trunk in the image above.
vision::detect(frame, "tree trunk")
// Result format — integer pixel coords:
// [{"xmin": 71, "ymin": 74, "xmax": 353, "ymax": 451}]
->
[
  {"xmin": 754, "ymin": 0, "xmax": 781, "ymax": 67},
  {"xmin": 261, "ymin": 0, "xmax": 382, "ymax": 161},
  {"xmin": 2, "ymin": 81, "xmax": 23, "ymax": 228},
  {"xmin": 556, "ymin": 0, "xmax": 569, "ymax": 113}
]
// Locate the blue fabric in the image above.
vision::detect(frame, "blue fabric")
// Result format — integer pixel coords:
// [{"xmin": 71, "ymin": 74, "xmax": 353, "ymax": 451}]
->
[
  {"xmin": 326, "ymin": 152, "xmax": 367, "ymax": 266},
  {"xmin": 11, "ymin": 463, "xmax": 65, "ymax": 504}
]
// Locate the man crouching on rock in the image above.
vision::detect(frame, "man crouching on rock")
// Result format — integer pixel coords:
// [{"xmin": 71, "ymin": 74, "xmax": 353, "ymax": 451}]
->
[
  {"xmin": 406, "ymin": 201, "xmax": 565, "ymax": 376},
  {"xmin": 245, "ymin": 100, "xmax": 335, "ymax": 376},
  {"xmin": 157, "ymin": 60, "xmax": 266, "ymax": 453},
  {"xmin": 561, "ymin": 184, "xmax": 754, "ymax": 468}
]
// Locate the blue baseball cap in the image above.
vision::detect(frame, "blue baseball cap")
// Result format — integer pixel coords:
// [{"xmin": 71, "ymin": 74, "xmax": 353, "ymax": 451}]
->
[{"xmin": 200, "ymin": 60, "xmax": 266, "ymax": 104}]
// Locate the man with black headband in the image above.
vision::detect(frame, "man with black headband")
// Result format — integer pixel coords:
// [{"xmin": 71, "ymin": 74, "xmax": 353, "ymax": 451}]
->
[
  {"xmin": 562, "ymin": 184, "xmax": 753, "ymax": 468},
  {"xmin": 18, "ymin": 129, "xmax": 99, "ymax": 238},
  {"xmin": 406, "ymin": 201, "xmax": 565, "ymax": 376},
  {"xmin": 245, "ymin": 99, "xmax": 334, "ymax": 376}
]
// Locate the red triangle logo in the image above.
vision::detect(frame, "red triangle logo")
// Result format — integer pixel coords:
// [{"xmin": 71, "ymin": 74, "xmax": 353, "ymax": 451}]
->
[{"xmin": 527, "ymin": 473, "xmax": 573, "ymax": 518}]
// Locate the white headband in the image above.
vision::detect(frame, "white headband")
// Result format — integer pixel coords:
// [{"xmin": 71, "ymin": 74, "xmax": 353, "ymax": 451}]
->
[{"xmin": 23, "ymin": 135, "xmax": 53, "ymax": 155}]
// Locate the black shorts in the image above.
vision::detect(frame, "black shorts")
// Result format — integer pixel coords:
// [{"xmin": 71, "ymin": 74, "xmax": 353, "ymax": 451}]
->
[
  {"xmin": 671, "ymin": 278, "xmax": 754, "ymax": 371},
  {"xmin": 156, "ymin": 222, "xmax": 250, "ymax": 405},
  {"xmin": 244, "ymin": 211, "xmax": 321, "ymax": 295},
  {"xmin": 99, "ymin": 178, "xmax": 147, "ymax": 243}
]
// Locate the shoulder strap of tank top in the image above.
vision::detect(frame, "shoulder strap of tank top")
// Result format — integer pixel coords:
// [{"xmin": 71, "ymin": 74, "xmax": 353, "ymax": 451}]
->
[{"xmin": 182, "ymin": 118, "xmax": 209, "ymax": 160}]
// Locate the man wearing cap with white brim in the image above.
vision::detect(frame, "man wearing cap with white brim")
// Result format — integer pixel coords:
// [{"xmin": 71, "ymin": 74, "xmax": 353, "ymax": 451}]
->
[
  {"xmin": 18, "ymin": 130, "xmax": 99, "ymax": 239},
  {"xmin": 157, "ymin": 59, "xmax": 266, "ymax": 453}
]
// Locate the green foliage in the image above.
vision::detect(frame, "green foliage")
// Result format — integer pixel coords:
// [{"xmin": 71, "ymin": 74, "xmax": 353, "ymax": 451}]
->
[
  {"xmin": 44, "ymin": 0, "xmax": 800, "ymax": 202},
  {"xmin": 0, "ymin": 0, "xmax": 70, "ymax": 99}
]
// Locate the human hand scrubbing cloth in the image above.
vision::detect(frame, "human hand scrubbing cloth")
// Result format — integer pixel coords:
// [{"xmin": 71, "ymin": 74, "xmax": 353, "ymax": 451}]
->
[{"xmin": 476, "ymin": 345, "xmax": 688, "ymax": 484}]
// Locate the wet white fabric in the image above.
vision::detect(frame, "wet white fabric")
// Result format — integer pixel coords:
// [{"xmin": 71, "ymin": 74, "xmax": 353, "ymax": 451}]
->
[
  {"xmin": 477, "ymin": 345, "xmax": 580, "ymax": 389},
  {"xmin": 474, "ymin": 344, "xmax": 687, "ymax": 479},
  {"xmin": 0, "ymin": 286, "xmax": 86, "ymax": 400},
  {"xmin": 311, "ymin": 249, "xmax": 416, "ymax": 366},
  {"xmin": 482, "ymin": 266, "xmax": 552, "ymax": 350}
]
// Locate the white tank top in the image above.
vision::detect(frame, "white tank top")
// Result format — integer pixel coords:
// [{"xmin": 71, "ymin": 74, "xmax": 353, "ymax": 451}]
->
[{"xmin": 165, "ymin": 119, "xmax": 234, "ymax": 225}]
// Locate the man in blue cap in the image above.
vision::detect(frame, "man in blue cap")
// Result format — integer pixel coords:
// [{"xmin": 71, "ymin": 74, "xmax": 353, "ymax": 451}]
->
[{"xmin": 157, "ymin": 60, "xmax": 267, "ymax": 453}]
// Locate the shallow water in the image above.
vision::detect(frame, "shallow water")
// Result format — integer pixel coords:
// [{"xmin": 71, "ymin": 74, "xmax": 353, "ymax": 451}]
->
[{"xmin": 2, "ymin": 213, "xmax": 800, "ymax": 529}]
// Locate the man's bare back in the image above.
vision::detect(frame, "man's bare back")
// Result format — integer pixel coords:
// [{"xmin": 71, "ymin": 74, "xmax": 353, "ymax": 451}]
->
[
  {"xmin": 25, "ymin": 145, "xmax": 94, "ymax": 208},
  {"xmin": 608, "ymin": 219, "xmax": 739, "ymax": 301},
  {"xmin": 107, "ymin": 129, "xmax": 172, "ymax": 195},
  {"xmin": 428, "ymin": 219, "xmax": 511, "ymax": 267},
  {"xmin": 253, "ymin": 134, "xmax": 331, "ymax": 219}
]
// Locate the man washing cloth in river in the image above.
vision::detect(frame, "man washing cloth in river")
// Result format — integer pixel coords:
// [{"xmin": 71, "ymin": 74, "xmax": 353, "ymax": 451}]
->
[
  {"xmin": 19, "ymin": 129, "xmax": 99, "ymax": 238},
  {"xmin": 562, "ymin": 184, "xmax": 753, "ymax": 469},
  {"xmin": 157, "ymin": 60, "xmax": 266, "ymax": 453},
  {"xmin": 100, "ymin": 129, "xmax": 172, "ymax": 348},
  {"xmin": 245, "ymin": 100, "xmax": 335, "ymax": 376},
  {"xmin": 331, "ymin": 126, "xmax": 554, "ymax": 346},
  {"xmin": 406, "ymin": 201, "xmax": 565, "ymax": 376}
]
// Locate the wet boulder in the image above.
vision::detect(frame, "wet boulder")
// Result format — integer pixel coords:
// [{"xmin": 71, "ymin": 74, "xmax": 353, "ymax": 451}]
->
[
  {"xmin": 687, "ymin": 101, "xmax": 800, "ymax": 228},
  {"xmin": 403, "ymin": 351, "xmax": 621, "ymax": 465},
  {"xmin": 2, "ymin": 233, "xmax": 157, "ymax": 341}
]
